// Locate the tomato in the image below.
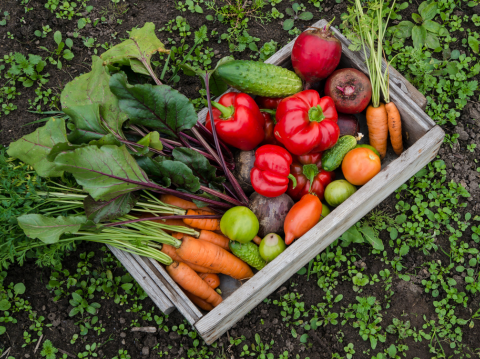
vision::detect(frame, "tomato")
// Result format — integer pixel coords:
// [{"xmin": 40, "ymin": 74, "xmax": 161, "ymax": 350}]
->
[
  {"xmin": 259, "ymin": 233, "xmax": 286, "ymax": 262},
  {"xmin": 342, "ymin": 148, "xmax": 381, "ymax": 185},
  {"xmin": 284, "ymin": 194, "xmax": 322, "ymax": 245},
  {"xmin": 319, "ymin": 202, "xmax": 330, "ymax": 221},
  {"xmin": 324, "ymin": 180, "xmax": 357, "ymax": 207},
  {"xmin": 220, "ymin": 206, "xmax": 259, "ymax": 243}
]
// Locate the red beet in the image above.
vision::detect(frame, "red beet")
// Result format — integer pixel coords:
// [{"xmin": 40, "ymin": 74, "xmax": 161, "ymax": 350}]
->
[
  {"xmin": 291, "ymin": 26, "xmax": 342, "ymax": 87},
  {"xmin": 324, "ymin": 68, "xmax": 372, "ymax": 114},
  {"xmin": 337, "ymin": 113, "xmax": 360, "ymax": 137}
]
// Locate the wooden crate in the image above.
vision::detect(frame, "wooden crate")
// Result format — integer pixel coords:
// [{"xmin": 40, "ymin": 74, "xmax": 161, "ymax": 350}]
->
[{"xmin": 109, "ymin": 18, "xmax": 444, "ymax": 344}]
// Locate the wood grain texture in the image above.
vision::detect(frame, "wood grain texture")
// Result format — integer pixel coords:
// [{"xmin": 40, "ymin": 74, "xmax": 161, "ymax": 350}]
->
[
  {"xmin": 195, "ymin": 125, "xmax": 445, "ymax": 344},
  {"xmin": 135, "ymin": 257, "xmax": 204, "ymax": 324},
  {"xmin": 107, "ymin": 245, "xmax": 175, "ymax": 314}
]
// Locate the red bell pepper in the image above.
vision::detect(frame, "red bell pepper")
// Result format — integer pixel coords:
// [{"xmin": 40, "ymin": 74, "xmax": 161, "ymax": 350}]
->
[
  {"xmin": 255, "ymin": 96, "xmax": 284, "ymax": 110},
  {"xmin": 250, "ymin": 145, "xmax": 297, "ymax": 198},
  {"xmin": 287, "ymin": 153, "xmax": 335, "ymax": 201},
  {"xmin": 274, "ymin": 90, "xmax": 340, "ymax": 155},
  {"xmin": 205, "ymin": 92, "xmax": 264, "ymax": 151},
  {"xmin": 256, "ymin": 96, "xmax": 284, "ymax": 147},
  {"xmin": 260, "ymin": 110, "xmax": 282, "ymax": 146}
]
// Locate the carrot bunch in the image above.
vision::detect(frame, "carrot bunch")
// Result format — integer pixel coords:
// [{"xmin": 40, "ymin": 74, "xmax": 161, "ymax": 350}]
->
[
  {"xmin": 150, "ymin": 196, "xmax": 255, "ymax": 311},
  {"xmin": 354, "ymin": 0, "xmax": 403, "ymax": 159}
]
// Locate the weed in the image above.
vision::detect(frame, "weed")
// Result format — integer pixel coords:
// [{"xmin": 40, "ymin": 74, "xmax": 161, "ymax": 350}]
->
[
  {"xmin": 39, "ymin": 31, "xmax": 74, "ymax": 70},
  {"xmin": 0, "ymin": 11, "xmax": 10, "ymax": 26},
  {"xmin": 342, "ymin": 297, "xmax": 386, "ymax": 349},
  {"xmin": 283, "ymin": 3, "xmax": 313, "ymax": 32},
  {"xmin": 40, "ymin": 340, "xmax": 58, "ymax": 359},
  {"xmin": 206, "ymin": 0, "xmax": 271, "ymax": 52}
]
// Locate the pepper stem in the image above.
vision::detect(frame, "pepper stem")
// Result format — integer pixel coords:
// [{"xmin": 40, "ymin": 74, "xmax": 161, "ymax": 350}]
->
[
  {"xmin": 260, "ymin": 109, "xmax": 277, "ymax": 124},
  {"xmin": 288, "ymin": 174, "xmax": 297, "ymax": 189},
  {"xmin": 308, "ymin": 105, "xmax": 326, "ymax": 123},
  {"xmin": 302, "ymin": 164, "xmax": 319, "ymax": 193},
  {"xmin": 212, "ymin": 102, "xmax": 235, "ymax": 119}
]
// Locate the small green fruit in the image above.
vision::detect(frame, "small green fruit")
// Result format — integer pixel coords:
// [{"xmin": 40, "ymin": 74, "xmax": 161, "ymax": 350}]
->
[
  {"xmin": 319, "ymin": 202, "xmax": 330, "ymax": 221},
  {"xmin": 259, "ymin": 233, "xmax": 286, "ymax": 262},
  {"xmin": 220, "ymin": 206, "xmax": 259, "ymax": 243}
]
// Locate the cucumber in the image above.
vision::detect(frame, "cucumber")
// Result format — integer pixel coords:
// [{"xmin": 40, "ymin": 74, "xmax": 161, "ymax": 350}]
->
[
  {"xmin": 215, "ymin": 60, "xmax": 303, "ymax": 98},
  {"xmin": 354, "ymin": 144, "xmax": 381, "ymax": 159},
  {"xmin": 229, "ymin": 240, "xmax": 266, "ymax": 271},
  {"xmin": 322, "ymin": 135, "xmax": 357, "ymax": 172}
]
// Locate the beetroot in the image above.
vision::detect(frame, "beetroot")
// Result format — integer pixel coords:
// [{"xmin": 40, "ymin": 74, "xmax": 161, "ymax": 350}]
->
[
  {"xmin": 291, "ymin": 26, "xmax": 342, "ymax": 88},
  {"xmin": 324, "ymin": 68, "xmax": 372, "ymax": 114},
  {"xmin": 337, "ymin": 113, "xmax": 360, "ymax": 137}
]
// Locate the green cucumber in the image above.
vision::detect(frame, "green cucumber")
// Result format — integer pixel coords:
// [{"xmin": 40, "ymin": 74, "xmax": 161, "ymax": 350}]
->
[
  {"xmin": 229, "ymin": 240, "xmax": 266, "ymax": 271},
  {"xmin": 354, "ymin": 144, "xmax": 381, "ymax": 159},
  {"xmin": 215, "ymin": 60, "xmax": 303, "ymax": 98},
  {"xmin": 322, "ymin": 135, "xmax": 357, "ymax": 172}
]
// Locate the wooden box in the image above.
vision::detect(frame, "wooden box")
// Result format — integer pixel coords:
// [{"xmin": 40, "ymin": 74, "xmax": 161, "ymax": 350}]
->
[{"xmin": 108, "ymin": 18, "xmax": 444, "ymax": 344}]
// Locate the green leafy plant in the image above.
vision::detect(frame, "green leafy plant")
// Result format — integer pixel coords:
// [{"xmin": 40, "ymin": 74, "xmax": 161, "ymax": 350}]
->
[
  {"xmin": 206, "ymin": 0, "xmax": 271, "ymax": 52},
  {"xmin": 0, "ymin": 11, "xmax": 10, "ymax": 26},
  {"xmin": 40, "ymin": 31, "xmax": 74, "ymax": 70},
  {"xmin": 78, "ymin": 343, "xmax": 98, "ymax": 358},
  {"xmin": 35, "ymin": 25, "xmax": 53, "ymax": 38},
  {"xmin": 283, "ymin": 3, "xmax": 313, "ymax": 31},
  {"xmin": 40, "ymin": 339, "xmax": 58, "ymax": 359},
  {"xmin": 389, "ymin": 1, "xmax": 448, "ymax": 49},
  {"xmin": 69, "ymin": 291, "xmax": 101, "ymax": 317},
  {"xmin": 443, "ymin": 133, "xmax": 459, "ymax": 148}
]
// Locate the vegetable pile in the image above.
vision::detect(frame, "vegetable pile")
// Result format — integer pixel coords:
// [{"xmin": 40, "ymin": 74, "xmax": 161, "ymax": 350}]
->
[{"xmin": 8, "ymin": 4, "xmax": 406, "ymax": 313}]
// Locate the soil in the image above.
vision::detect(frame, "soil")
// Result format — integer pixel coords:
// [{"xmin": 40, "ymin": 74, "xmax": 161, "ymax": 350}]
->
[{"xmin": 1, "ymin": 0, "xmax": 480, "ymax": 358}]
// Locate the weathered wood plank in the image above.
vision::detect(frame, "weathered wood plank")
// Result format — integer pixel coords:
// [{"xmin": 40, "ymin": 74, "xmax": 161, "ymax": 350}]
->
[
  {"xmin": 107, "ymin": 245, "xmax": 175, "ymax": 314},
  {"xmin": 135, "ymin": 257, "xmax": 203, "ymax": 324},
  {"xmin": 195, "ymin": 125, "xmax": 445, "ymax": 344}
]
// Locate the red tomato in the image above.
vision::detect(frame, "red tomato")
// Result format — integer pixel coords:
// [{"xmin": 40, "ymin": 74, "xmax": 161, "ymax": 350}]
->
[{"xmin": 342, "ymin": 148, "xmax": 381, "ymax": 185}]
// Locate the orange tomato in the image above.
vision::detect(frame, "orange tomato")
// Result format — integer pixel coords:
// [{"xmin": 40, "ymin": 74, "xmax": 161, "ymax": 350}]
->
[
  {"xmin": 342, "ymin": 148, "xmax": 381, "ymax": 186},
  {"xmin": 284, "ymin": 194, "xmax": 322, "ymax": 245}
]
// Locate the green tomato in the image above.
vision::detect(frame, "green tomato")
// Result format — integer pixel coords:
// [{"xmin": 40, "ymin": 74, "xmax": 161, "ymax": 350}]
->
[
  {"xmin": 319, "ymin": 202, "xmax": 330, "ymax": 221},
  {"xmin": 324, "ymin": 180, "xmax": 357, "ymax": 207},
  {"xmin": 220, "ymin": 206, "xmax": 259, "ymax": 243},
  {"xmin": 259, "ymin": 233, "xmax": 286, "ymax": 262}
]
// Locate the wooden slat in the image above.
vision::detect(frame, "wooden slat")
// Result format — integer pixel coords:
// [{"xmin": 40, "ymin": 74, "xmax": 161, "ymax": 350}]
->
[
  {"xmin": 107, "ymin": 245, "xmax": 175, "ymax": 314},
  {"xmin": 195, "ymin": 125, "xmax": 445, "ymax": 344},
  {"xmin": 135, "ymin": 256, "xmax": 203, "ymax": 324}
]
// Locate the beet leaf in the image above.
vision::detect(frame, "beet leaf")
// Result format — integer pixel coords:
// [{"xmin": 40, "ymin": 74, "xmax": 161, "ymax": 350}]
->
[
  {"xmin": 53, "ymin": 145, "xmax": 151, "ymax": 201},
  {"xmin": 109, "ymin": 72, "xmax": 197, "ymax": 139},
  {"xmin": 17, "ymin": 214, "xmax": 91, "ymax": 244},
  {"xmin": 7, "ymin": 117, "xmax": 67, "ymax": 177},
  {"xmin": 61, "ymin": 57, "xmax": 127, "ymax": 138},
  {"xmin": 172, "ymin": 147, "xmax": 225, "ymax": 186},
  {"xmin": 136, "ymin": 156, "xmax": 200, "ymax": 192},
  {"xmin": 84, "ymin": 193, "xmax": 139, "ymax": 223},
  {"xmin": 100, "ymin": 22, "xmax": 166, "ymax": 78}
]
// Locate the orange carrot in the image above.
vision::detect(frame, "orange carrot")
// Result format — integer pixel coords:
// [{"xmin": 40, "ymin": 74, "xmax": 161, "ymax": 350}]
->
[
  {"xmin": 198, "ymin": 273, "xmax": 220, "ymax": 289},
  {"xmin": 176, "ymin": 236, "xmax": 254, "ymax": 280},
  {"xmin": 198, "ymin": 230, "xmax": 231, "ymax": 252},
  {"xmin": 184, "ymin": 290, "xmax": 214, "ymax": 311},
  {"xmin": 161, "ymin": 244, "xmax": 218, "ymax": 274},
  {"xmin": 366, "ymin": 103, "xmax": 388, "ymax": 160},
  {"xmin": 183, "ymin": 209, "xmax": 220, "ymax": 231},
  {"xmin": 385, "ymin": 102, "xmax": 403, "ymax": 156},
  {"xmin": 160, "ymin": 194, "xmax": 199, "ymax": 210},
  {"xmin": 252, "ymin": 236, "xmax": 262, "ymax": 246},
  {"xmin": 166, "ymin": 262, "xmax": 222, "ymax": 307}
]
